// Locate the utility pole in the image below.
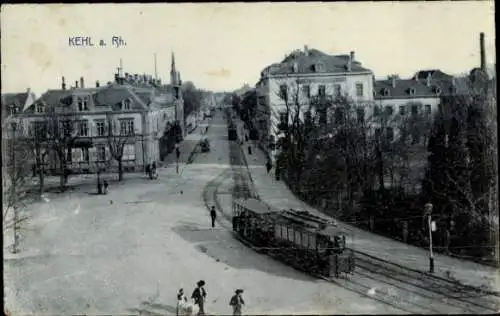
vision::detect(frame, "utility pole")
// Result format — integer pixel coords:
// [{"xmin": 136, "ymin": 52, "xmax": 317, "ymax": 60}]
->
[
  {"xmin": 175, "ymin": 143, "xmax": 180, "ymax": 174},
  {"xmin": 425, "ymin": 203, "xmax": 435, "ymax": 273}
]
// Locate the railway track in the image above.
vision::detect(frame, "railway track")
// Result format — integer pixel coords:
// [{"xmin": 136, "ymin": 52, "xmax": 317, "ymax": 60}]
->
[{"xmin": 199, "ymin": 121, "xmax": 499, "ymax": 314}]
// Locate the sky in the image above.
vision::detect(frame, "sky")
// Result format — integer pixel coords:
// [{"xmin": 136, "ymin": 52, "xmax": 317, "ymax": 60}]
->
[{"xmin": 1, "ymin": 2, "xmax": 496, "ymax": 97}]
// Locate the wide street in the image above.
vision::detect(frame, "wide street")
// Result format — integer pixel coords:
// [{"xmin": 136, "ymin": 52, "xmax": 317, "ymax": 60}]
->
[{"xmin": 4, "ymin": 111, "xmax": 499, "ymax": 315}]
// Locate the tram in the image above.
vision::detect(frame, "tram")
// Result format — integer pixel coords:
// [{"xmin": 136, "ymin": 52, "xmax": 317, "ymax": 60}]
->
[{"xmin": 231, "ymin": 198, "xmax": 355, "ymax": 278}]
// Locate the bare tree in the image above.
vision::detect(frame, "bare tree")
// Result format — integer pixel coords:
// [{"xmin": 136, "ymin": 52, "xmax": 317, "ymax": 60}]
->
[
  {"xmin": 106, "ymin": 113, "xmax": 132, "ymax": 181},
  {"xmin": 2, "ymin": 116, "xmax": 31, "ymax": 253},
  {"xmin": 44, "ymin": 107, "xmax": 80, "ymax": 191}
]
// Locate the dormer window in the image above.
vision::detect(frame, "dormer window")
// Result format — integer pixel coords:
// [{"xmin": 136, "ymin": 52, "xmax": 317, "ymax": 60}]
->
[
  {"xmin": 36, "ymin": 103, "xmax": 44, "ymax": 113},
  {"xmin": 9, "ymin": 105, "xmax": 17, "ymax": 115},
  {"xmin": 433, "ymin": 86, "xmax": 442, "ymax": 95},
  {"xmin": 408, "ymin": 88, "xmax": 416, "ymax": 96},
  {"xmin": 77, "ymin": 97, "xmax": 89, "ymax": 111},
  {"xmin": 122, "ymin": 98, "xmax": 131, "ymax": 110},
  {"xmin": 383, "ymin": 88, "xmax": 390, "ymax": 96},
  {"xmin": 312, "ymin": 63, "xmax": 324, "ymax": 72}
]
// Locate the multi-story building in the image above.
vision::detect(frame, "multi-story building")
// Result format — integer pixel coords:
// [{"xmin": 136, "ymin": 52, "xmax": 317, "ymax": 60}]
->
[
  {"xmin": 256, "ymin": 46, "xmax": 375, "ymax": 162},
  {"xmin": 16, "ymin": 55, "xmax": 184, "ymax": 175}
]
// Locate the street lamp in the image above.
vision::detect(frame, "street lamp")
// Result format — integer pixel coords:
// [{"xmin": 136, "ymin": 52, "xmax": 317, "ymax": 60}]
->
[
  {"xmin": 175, "ymin": 142, "xmax": 180, "ymax": 174},
  {"xmin": 425, "ymin": 202, "xmax": 436, "ymax": 273}
]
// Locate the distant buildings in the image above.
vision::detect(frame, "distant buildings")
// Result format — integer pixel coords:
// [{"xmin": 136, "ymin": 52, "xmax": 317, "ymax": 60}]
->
[{"xmin": 3, "ymin": 53, "xmax": 185, "ymax": 176}]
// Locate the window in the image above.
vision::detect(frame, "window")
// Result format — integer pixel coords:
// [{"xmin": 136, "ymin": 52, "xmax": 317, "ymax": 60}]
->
[
  {"xmin": 31, "ymin": 121, "xmax": 47, "ymax": 137},
  {"xmin": 122, "ymin": 98, "xmax": 131, "ymax": 110},
  {"xmin": 425, "ymin": 104, "xmax": 432, "ymax": 115},
  {"xmin": 335, "ymin": 108, "xmax": 344, "ymax": 124},
  {"xmin": 334, "ymin": 84, "xmax": 341, "ymax": 97},
  {"xmin": 384, "ymin": 105, "xmax": 394, "ymax": 116},
  {"xmin": 78, "ymin": 121, "xmax": 88, "ymax": 136},
  {"xmin": 10, "ymin": 105, "xmax": 17, "ymax": 115},
  {"xmin": 302, "ymin": 85, "xmax": 311, "ymax": 98},
  {"xmin": 386, "ymin": 127, "xmax": 394, "ymax": 142},
  {"xmin": 77, "ymin": 97, "xmax": 89, "ymax": 111},
  {"xmin": 383, "ymin": 88, "xmax": 390, "ymax": 97},
  {"xmin": 318, "ymin": 85, "xmax": 326, "ymax": 97},
  {"xmin": 82, "ymin": 148, "xmax": 90, "ymax": 162},
  {"xmin": 67, "ymin": 148, "xmax": 72, "ymax": 163},
  {"xmin": 97, "ymin": 146, "xmax": 106, "ymax": 161},
  {"xmin": 36, "ymin": 104, "xmax": 43, "ymax": 113},
  {"xmin": 279, "ymin": 85, "xmax": 288, "ymax": 101},
  {"xmin": 356, "ymin": 108, "xmax": 365, "ymax": 123},
  {"xmin": 279, "ymin": 111, "xmax": 287, "ymax": 123},
  {"xmin": 411, "ymin": 104, "xmax": 418, "ymax": 116},
  {"xmin": 399, "ymin": 105, "xmax": 406, "ymax": 116},
  {"xmin": 120, "ymin": 119, "xmax": 134, "ymax": 135},
  {"xmin": 373, "ymin": 105, "xmax": 381, "ymax": 116},
  {"xmin": 356, "ymin": 83, "xmax": 364, "ymax": 97},
  {"xmin": 123, "ymin": 144, "xmax": 136, "ymax": 161},
  {"xmin": 11, "ymin": 122, "xmax": 18, "ymax": 132},
  {"xmin": 409, "ymin": 88, "xmax": 416, "ymax": 96},
  {"xmin": 96, "ymin": 121, "xmax": 105, "ymax": 136}
]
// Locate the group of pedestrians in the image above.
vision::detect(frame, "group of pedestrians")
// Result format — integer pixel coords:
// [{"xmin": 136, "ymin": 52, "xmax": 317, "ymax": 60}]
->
[{"xmin": 176, "ymin": 280, "xmax": 245, "ymax": 316}]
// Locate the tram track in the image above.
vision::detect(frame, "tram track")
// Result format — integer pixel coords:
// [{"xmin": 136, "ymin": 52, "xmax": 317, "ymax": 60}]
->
[{"xmin": 199, "ymin": 118, "xmax": 499, "ymax": 314}]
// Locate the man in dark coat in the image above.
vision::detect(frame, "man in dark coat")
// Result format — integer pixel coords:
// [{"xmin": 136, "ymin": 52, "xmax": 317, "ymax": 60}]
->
[
  {"xmin": 229, "ymin": 289, "xmax": 245, "ymax": 316},
  {"xmin": 266, "ymin": 159, "xmax": 272, "ymax": 175},
  {"xmin": 210, "ymin": 206, "xmax": 217, "ymax": 228},
  {"xmin": 192, "ymin": 280, "xmax": 207, "ymax": 315}
]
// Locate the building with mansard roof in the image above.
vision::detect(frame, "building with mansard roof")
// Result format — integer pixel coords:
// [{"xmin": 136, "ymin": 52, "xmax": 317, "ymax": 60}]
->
[
  {"xmin": 15, "ymin": 53, "xmax": 184, "ymax": 176},
  {"xmin": 256, "ymin": 45, "xmax": 375, "ymax": 163}
]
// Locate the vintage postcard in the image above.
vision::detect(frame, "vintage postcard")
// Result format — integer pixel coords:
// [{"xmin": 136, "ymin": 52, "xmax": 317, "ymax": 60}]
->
[{"xmin": 2, "ymin": 2, "xmax": 498, "ymax": 315}]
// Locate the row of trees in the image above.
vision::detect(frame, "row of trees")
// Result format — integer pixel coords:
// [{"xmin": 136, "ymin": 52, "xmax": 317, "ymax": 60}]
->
[
  {"xmin": 3, "ymin": 107, "xmax": 137, "ymax": 252},
  {"xmin": 181, "ymin": 81, "xmax": 204, "ymax": 120},
  {"xmin": 274, "ymin": 77, "xmax": 497, "ymax": 262}
]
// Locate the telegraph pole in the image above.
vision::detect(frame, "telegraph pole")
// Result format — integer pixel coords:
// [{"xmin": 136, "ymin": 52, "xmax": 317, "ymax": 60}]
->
[
  {"xmin": 175, "ymin": 143, "xmax": 180, "ymax": 174},
  {"xmin": 425, "ymin": 203, "xmax": 435, "ymax": 273}
]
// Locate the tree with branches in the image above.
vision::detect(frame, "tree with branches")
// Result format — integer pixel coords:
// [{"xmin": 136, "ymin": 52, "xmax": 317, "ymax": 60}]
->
[
  {"xmin": 423, "ymin": 75, "xmax": 497, "ymax": 259},
  {"xmin": 106, "ymin": 114, "xmax": 133, "ymax": 181},
  {"xmin": 2, "ymin": 115, "xmax": 32, "ymax": 253},
  {"xmin": 42, "ymin": 106, "xmax": 80, "ymax": 191}
]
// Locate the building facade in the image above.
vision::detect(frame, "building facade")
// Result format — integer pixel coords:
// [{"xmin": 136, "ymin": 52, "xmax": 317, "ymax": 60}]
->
[
  {"xmin": 256, "ymin": 46, "xmax": 375, "ymax": 162},
  {"xmin": 14, "ymin": 56, "xmax": 184, "ymax": 175}
]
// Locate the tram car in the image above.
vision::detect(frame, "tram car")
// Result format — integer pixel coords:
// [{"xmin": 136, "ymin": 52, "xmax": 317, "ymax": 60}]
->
[{"xmin": 232, "ymin": 198, "xmax": 355, "ymax": 278}]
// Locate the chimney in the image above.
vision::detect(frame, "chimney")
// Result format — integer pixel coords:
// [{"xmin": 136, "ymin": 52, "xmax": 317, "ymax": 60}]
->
[
  {"xmin": 80, "ymin": 77, "xmax": 84, "ymax": 88},
  {"xmin": 62, "ymin": 76, "xmax": 66, "ymax": 90},
  {"xmin": 96, "ymin": 80, "xmax": 100, "ymax": 88},
  {"xmin": 115, "ymin": 73, "xmax": 119, "ymax": 84},
  {"xmin": 480, "ymin": 32, "xmax": 486, "ymax": 72},
  {"xmin": 391, "ymin": 76, "xmax": 396, "ymax": 88},
  {"xmin": 350, "ymin": 51, "xmax": 355, "ymax": 62},
  {"xmin": 426, "ymin": 73, "xmax": 432, "ymax": 87},
  {"xmin": 304, "ymin": 45, "xmax": 309, "ymax": 56},
  {"xmin": 75, "ymin": 80, "xmax": 79, "ymax": 88}
]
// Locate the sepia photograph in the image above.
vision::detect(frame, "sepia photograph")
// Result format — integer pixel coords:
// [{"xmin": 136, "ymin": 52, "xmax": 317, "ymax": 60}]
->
[{"xmin": 2, "ymin": 2, "xmax": 498, "ymax": 315}]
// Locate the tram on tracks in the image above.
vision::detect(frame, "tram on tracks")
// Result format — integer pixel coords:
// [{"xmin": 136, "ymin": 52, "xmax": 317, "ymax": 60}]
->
[{"xmin": 231, "ymin": 198, "xmax": 355, "ymax": 278}]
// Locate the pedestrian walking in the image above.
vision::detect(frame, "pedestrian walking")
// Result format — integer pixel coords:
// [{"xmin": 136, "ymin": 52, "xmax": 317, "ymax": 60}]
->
[
  {"xmin": 177, "ymin": 288, "xmax": 193, "ymax": 316},
  {"xmin": 191, "ymin": 280, "xmax": 207, "ymax": 315},
  {"xmin": 103, "ymin": 180, "xmax": 109, "ymax": 194},
  {"xmin": 145, "ymin": 164, "xmax": 151, "ymax": 177},
  {"xmin": 229, "ymin": 289, "xmax": 245, "ymax": 316},
  {"xmin": 210, "ymin": 206, "xmax": 217, "ymax": 228},
  {"xmin": 266, "ymin": 160, "xmax": 272, "ymax": 175}
]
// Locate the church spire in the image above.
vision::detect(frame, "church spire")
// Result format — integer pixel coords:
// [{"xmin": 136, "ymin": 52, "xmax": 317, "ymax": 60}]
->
[{"xmin": 170, "ymin": 51, "xmax": 178, "ymax": 85}]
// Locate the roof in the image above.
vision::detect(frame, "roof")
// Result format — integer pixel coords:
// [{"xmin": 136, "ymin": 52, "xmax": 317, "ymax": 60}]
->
[
  {"xmin": 374, "ymin": 78, "xmax": 456, "ymax": 99},
  {"xmin": 233, "ymin": 198, "xmax": 279, "ymax": 215},
  {"xmin": 262, "ymin": 48, "xmax": 371, "ymax": 76},
  {"xmin": 412, "ymin": 69, "xmax": 453, "ymax": 81},
  {"xmin": 93, "ymin": 84, "xmax": 148, "ymax": 110},
  {"xmin": 2, "ymin": 92, "xmax": 28, "ymax": 108},
  {"xmin": 25, "ymin": 89, "xmax": 75, "ymax": 113}
]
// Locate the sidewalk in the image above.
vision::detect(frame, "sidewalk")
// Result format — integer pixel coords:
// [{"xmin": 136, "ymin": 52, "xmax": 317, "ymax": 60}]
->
[
  {"xmin": 162, "ymin": 121, "xmax": 209, "ymax": 167},
  {"xmin": 236, "ymin": 120, "xmax": 499, "ymax": 293}
]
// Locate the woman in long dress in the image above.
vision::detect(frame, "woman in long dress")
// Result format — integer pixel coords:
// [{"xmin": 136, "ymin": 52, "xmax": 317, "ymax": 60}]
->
[{"xmin": 177, "ymin": 288, "xmax": 193, "ymax": 316}]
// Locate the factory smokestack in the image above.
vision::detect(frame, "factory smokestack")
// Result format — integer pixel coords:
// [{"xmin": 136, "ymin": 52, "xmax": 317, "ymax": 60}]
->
[{"xmin": 480, "ymin": 32, "xmax": 486, "ymax": 72}]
